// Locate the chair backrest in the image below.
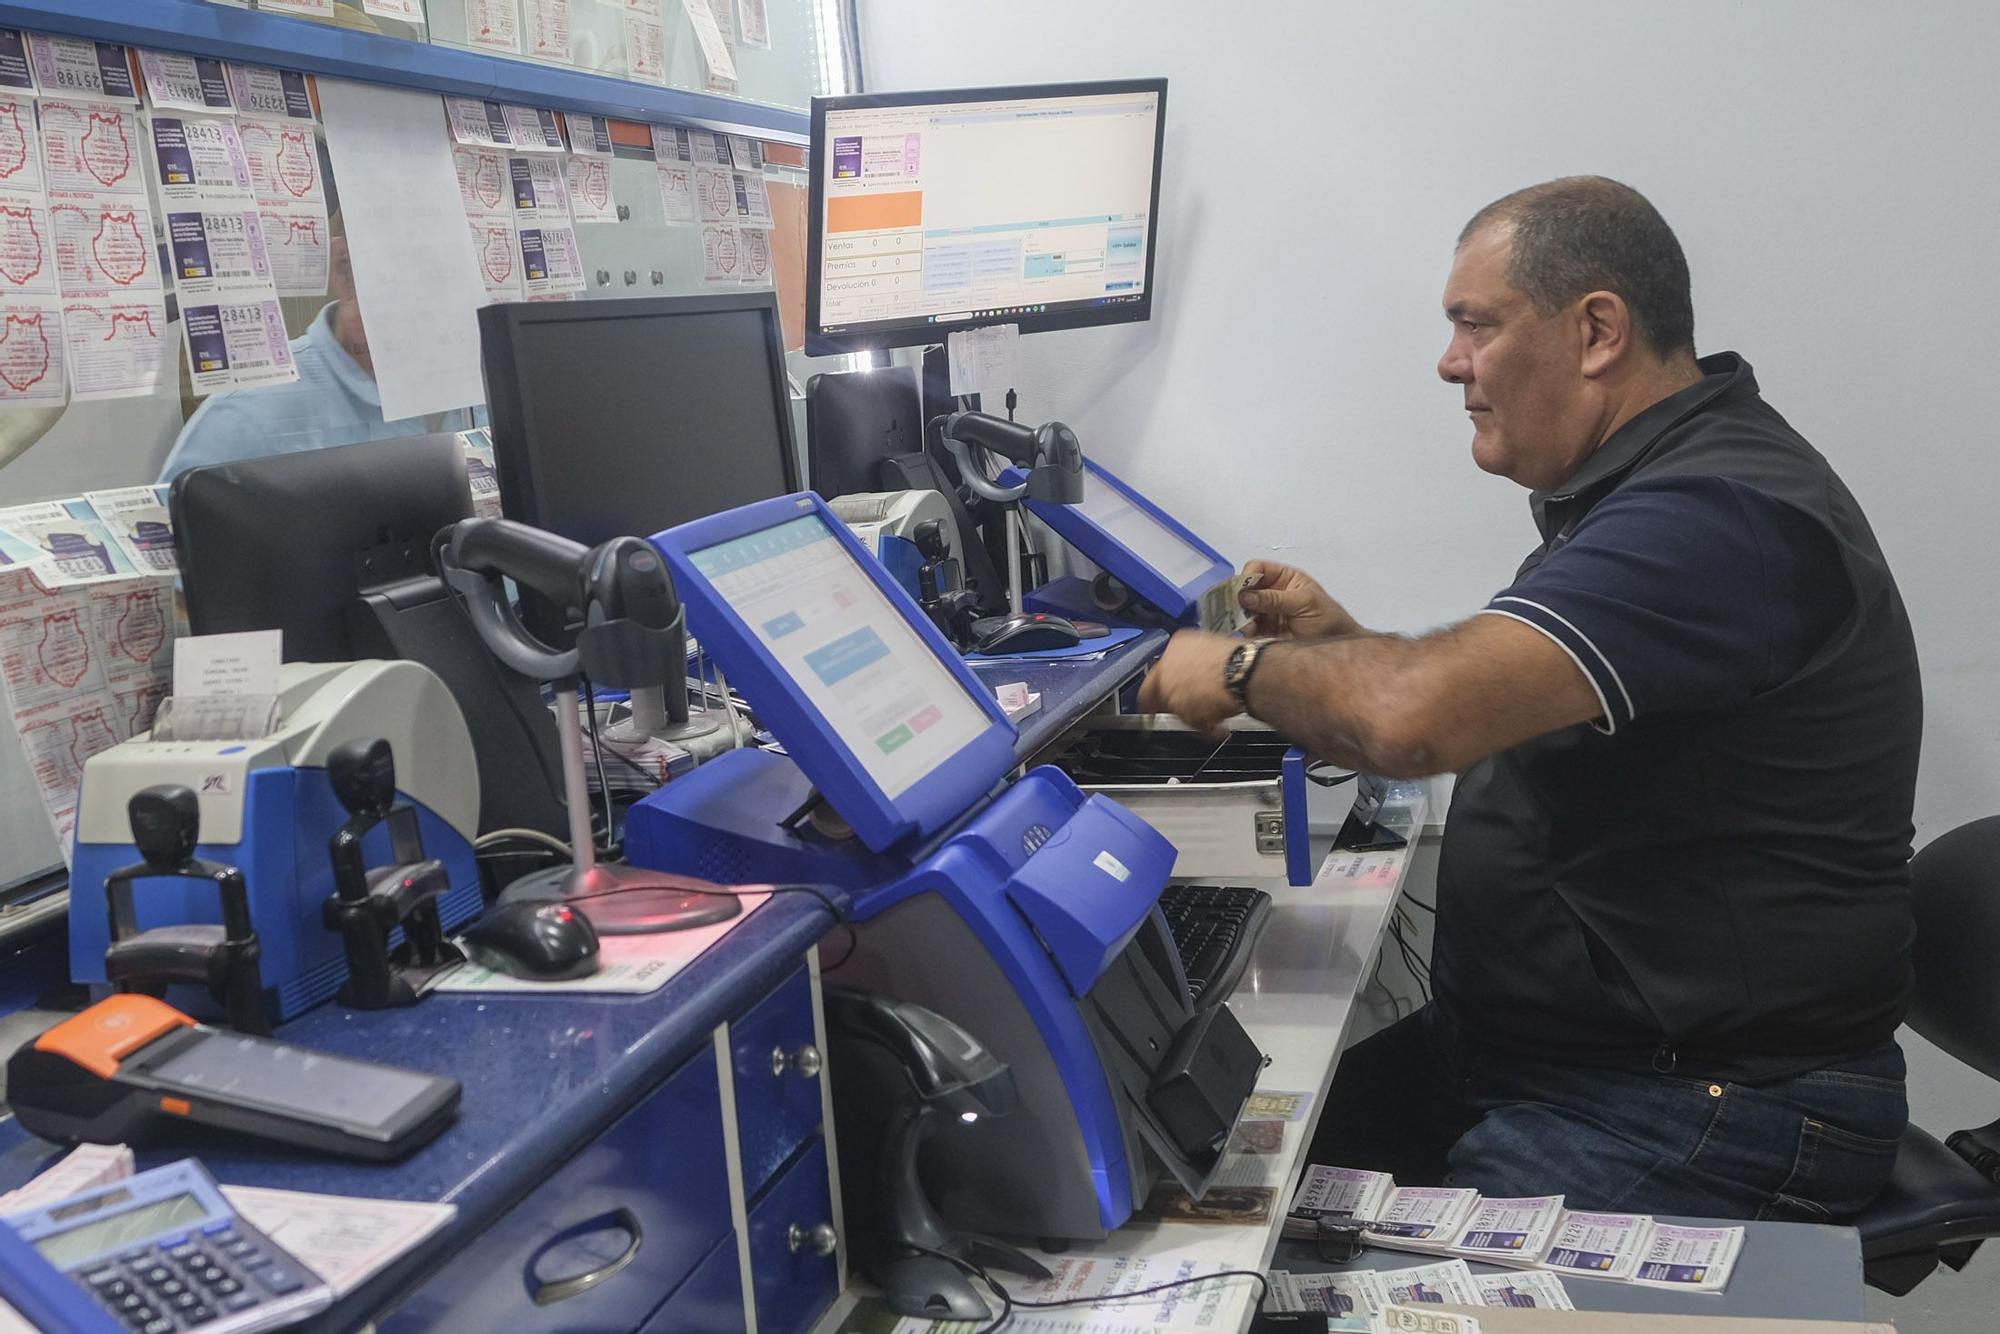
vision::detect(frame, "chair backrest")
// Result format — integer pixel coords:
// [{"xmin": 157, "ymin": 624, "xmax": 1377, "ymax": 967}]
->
[{"xmin": 1908, "ymin": 814, "xmax": 2000, "ymax": 1081}]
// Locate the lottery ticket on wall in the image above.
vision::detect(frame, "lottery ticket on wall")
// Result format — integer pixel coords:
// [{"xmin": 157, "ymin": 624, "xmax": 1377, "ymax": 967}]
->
[
  {"xmin": 150, "ymin": 115, "xmax": 256, "ymax": 209},
  {"xmin": 726, "ymin": 135, "xmax": 764, "ymax": 170},
  {"xmin": 259, "ymin": 0, "xmax": 338, "ymax": 18},
  {"xmin": 0, "ymin": 533, "xmax": 177, "ymax": 858},
  {"xmin": 509, "ymin": 155, "xmax": 585, "ymax": 295},
  {"xmin": 26, "ymin": 35, "xmax": 138, "ymax": 104},
  {"xmin": 453, "ymin": 144, "xmax": 521, "ymax": 302},
  {"xmin": 566, "ymin": 113, "xmax": 613, "ymax": 156},
  {"xmin": 362, "ymin": 0, "xmax": 427, "ymax": 22},
  {"xmin": 0, "ymin": 298, "xmax": 65, "ymax": 406},
  {"xmin": 735, "ymin": 0, "xmax": 771, "ymax": 49},
  {"xmin": 623, "ymin": 0, "xmax": 669, "ymax": 85},
  {"xmin": 468, "ymin": 0, "xmax": 524, "ymax": 55},
  {"xmin": 700, "ymin": 223, "xmax": 739, "ymax": 283},
  {"xmin": 656, "ymin": 161, "xmax": 694, "ymax": 224},
  {"xmin": 692, "ymin": 0, "xmax": 738, "ymax": 94},
  {"xmin": 445, "ymin": 97, "xmax": 511, "ymax": 149},
  {"xmin": 0, "ymin": 30, "xmax": 34, "ymax": 95},
  {"xmin": 180, "ymin": 297, "xmax": 297, "ymax": 395},
  {"xmin": 237, "ymin": 118, "xmax": 329, "ymax": 297},
  {"xmin": 523, "ymin": 0, "xmax": 573, "ymax": 63},
  {"xmin": 223, "ymin": 65, "xmax": 316, "ymax": 122},
  {"xmin": 0, "ymin": 94, "xmax": 56, "ymax": 301},
  {"xmin": 738, "ymin": 225, "xmax": 770, "ymax": 286},
  {"xmin": 502, "ymin": 105, "xmax": 565, "ymax": 153},
  {"xmin": 41, "ymin": 99, "xmax": 167, "ymax": 399},
  {"xmin": 565, "ymin": 155, "xmax": 616, "ymax": 224},
  {"xmin": 693, "ymin": 163, "xmax": 734, "ymax": 226},
  {"xmin": 731, "ymin": 168, "xmax": 772, "ymax": 227},
  {"xmin": 689, "ymin": 130, "xmax": 723, "ymax": 165},
  {"xmin": 136, "ymin": 52, "xmax": 234, "ymax": 114},
  {"xmin": 59, "ymin": 300, "xmax": 166, "ymax": 401}
]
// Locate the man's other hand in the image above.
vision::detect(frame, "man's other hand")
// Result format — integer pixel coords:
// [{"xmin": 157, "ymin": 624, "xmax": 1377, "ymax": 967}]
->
[
  {"xmin": 1137, "ymin": 630, "xmax": 1241, "ymax": 735},
  {"xmin": 1241, "ymin": 560, "xmax": 1363, "ymax": 639}
]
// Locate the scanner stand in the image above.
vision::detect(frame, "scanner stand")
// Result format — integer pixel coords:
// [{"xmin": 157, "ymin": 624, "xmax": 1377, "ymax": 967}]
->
[
  {"xmin": 103, "ymin": 786, "xmax": 269, "ymax": 1036},
  {"xmin": 320, "ymin": 738, "xmax": 464, "ymax": 1009}
]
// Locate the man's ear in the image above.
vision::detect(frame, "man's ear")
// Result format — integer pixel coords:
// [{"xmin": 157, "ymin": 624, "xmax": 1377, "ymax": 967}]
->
[{"xmin": 1577, "ymin": 290, "xmax": 1630, "ymax": 379}]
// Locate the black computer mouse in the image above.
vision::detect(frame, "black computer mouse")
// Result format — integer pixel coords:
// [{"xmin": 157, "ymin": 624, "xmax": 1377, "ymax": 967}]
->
[
  {"xmin": 461, "ymin": 901, "xmax": 601, "ymax": 980},
  {"xmin": 971, "ymin": 611, "xmax": 1083, "ymax": 654}
]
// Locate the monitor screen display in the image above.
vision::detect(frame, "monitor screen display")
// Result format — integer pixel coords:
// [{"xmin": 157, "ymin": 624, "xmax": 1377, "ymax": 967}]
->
[
  {"xmin": 689, "ymin": 513, "xmax": 990, "ymax": 798},
  {"xmin": 1075, "ymin": 469, "xmax": 1217, "ymax": 589},
  {"xmin": 809, "ymin": 80, "xmax": 1166, "ymax": 353},
  {"xmin": 483, "ymin": 296, "xmax": 797, "ymax": 548}
]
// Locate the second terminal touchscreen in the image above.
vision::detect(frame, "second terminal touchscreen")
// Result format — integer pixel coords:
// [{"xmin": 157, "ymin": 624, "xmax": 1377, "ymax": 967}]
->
[{"xmin": 690, "ymin": 514, "xmax": 992, "ymax": 797}]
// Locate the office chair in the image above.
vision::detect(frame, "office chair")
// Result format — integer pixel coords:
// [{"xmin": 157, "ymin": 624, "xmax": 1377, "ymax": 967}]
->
[{"xmin": 1854, "ymin": 814, "xmax": 2000, "ymax": 1294}]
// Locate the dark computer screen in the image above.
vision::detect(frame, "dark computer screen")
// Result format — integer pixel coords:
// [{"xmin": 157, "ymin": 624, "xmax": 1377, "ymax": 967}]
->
[{"xmin": 478, "ymin": 293, "xmax": 800, "ymax": 549}]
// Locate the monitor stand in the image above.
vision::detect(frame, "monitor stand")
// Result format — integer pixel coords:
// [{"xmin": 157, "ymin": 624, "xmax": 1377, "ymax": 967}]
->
[{"xmin": 501, "ymin": 684, "xmax": 741, "ymax": 934}]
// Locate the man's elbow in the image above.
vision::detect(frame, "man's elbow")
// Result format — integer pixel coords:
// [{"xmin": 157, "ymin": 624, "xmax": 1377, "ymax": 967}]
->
[{"xmin": 1351, "ymin": 703, "xmax": 1455, "ymax": 779}]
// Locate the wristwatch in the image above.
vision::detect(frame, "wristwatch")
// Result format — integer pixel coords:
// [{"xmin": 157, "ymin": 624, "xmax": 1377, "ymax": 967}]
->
[{"xmin": 1223, "ymin": 637, "xmax": 1275, "ymax": 712}]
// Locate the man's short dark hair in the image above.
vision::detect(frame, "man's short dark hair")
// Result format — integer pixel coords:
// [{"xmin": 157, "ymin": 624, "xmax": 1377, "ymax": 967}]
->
[{"xmin": 1460, "ymin": 176, "xmax": 1696, "ymax": 361}]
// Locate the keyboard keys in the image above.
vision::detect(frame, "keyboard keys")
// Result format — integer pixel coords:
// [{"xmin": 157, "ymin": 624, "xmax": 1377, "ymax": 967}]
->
[
  {"xmin": 167, "ymin": 1242, "xmax": 199, "ymax": 1262},
  {"xmin": 172, "ymin": 1291, "xmax": 200, "ymax": 1311},
  {"xmin": 221, "ymin": 1291, "xmax": 258, "ymax": 1313},
  {"xmin": 222, "ymin": 1239, "xmax": 257, "ymax": 1260},
  {"xmin": 83, "ymin": 1266, "xmax": 121, "ymax": 1288},
  {"xmin": 142, "ymin": 1265, "xmax": 173, "ymax": 1285},
  {"xmin": 185, "ymin": 1304, "xmax": 218, "ymax": 1325},
  {"xmin": 213, "ymin": 1278, "xmax": 242, "ymax": 1296},
  {"xmin": 140, "ymin": 1319, "xmax": 174, "ymax": 1334},
  {"xmin": 253, "ymin": 1265, "xmax": 305, "ymax": 1295},
  {"xmin": 158, "ymin": 1279, "xmax": 186, "ymax": 1298}
]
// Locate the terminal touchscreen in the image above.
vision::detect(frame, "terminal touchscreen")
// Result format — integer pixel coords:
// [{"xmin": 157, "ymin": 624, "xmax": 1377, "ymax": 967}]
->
[
  {"xmin": 656, "ymin": 495, "xmax": 1016, "ymax": 851},
  {"xmin": 1021, "ymin": 459, "xmax": 1234, "ymax": 628}
]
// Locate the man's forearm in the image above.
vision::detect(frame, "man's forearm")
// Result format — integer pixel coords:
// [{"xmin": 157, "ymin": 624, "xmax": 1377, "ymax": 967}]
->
[{"xmin": 1244, "ymin": 633, "xmax": 1442, "ymax": 776}]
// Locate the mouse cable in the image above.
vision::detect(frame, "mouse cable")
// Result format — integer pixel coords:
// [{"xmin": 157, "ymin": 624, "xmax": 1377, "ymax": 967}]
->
[{"xmin": 560, "ymin": 880, "xmax": 860, "ymax": 972}]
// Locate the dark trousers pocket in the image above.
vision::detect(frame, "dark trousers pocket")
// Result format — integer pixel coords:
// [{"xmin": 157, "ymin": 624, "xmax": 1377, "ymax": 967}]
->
[{"xmin": 1765, "ymin": 1117, "xmax": 1902, "ymax": 1221}]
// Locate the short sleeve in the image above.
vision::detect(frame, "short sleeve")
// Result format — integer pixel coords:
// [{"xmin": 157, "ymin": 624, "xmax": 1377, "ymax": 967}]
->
[{"xmin": 1480, "ymin": 477, "xmax": 1852, "ymax": 732}]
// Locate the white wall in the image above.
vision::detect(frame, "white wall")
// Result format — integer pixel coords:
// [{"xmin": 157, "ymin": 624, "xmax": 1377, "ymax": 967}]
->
[
  {"xmin": 862, "ymin": 4, "xmax": 2000, "ymax": 1327},
  {"xmin": 859, "ymin": 0, "xmax": 2000, "ymax": 843}
]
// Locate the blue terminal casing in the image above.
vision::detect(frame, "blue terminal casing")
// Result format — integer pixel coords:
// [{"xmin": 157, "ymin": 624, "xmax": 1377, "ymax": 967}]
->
[
  {"xmin": 69, "ymin": 767, "xmax": 481, "ymax": 1023},
  {"xmin": 624, "ymin": 758, "xmax": 1177, "ymax": 1233},
  {"xmin": 649, "ymin": 493, "xmax": 1017, "ymax": 857},
  {"xmin": 1007, "ymin": 458, "xmax": 1234, "ymax": 629}
]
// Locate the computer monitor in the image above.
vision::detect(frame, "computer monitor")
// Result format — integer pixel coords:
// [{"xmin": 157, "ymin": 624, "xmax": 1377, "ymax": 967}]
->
[
  {"xmin": 806, "ymin": 78, "xmax": 1168, "ymax": 356},
  {"xmin": 478, "ymin": 292, "xmax": 800, "ymax": 549},
  {"xmin": 171, "ymin": 435, "xmax": 567, "ymax": 836},
  {"xmin": 652, "ymin": 493, "xmax": 1015, "ymax": 853}
]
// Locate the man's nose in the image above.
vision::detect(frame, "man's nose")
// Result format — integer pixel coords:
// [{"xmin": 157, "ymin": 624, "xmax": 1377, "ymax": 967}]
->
[{"xmin": 1438, "ymin": 343, "xmax": 1470, "ymax": 384}]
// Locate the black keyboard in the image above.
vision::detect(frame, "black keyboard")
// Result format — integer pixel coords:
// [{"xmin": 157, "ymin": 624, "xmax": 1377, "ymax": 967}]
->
[{"xmin": 1159, "ymin": 883, "xmax": 1272, "ymax": 1008}]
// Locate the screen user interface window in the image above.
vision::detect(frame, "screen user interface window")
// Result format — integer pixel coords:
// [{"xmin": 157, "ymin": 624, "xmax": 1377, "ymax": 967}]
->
[
  {"xmin": 1074, "ymin": 468, "xmax": 1217, "ymax": 588},
  {"xmin": 817, "ymin": 86, "xmax": 1161, "ymax": 342},
  {"xmin": 690, "ymin": 514, "xmax": 990, "ymax": 798}
]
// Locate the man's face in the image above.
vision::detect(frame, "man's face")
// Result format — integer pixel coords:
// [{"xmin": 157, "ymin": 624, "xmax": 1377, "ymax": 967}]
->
[{"xmin": 1437, "ymin": 226, "xmax": 1601, "ymax": 492}]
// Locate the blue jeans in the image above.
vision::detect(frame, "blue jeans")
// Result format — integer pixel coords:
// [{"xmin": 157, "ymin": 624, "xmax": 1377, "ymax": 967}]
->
[{"xmin": 1309, "ymin": 1004, "xmax": 1906, "ymax": 1221}]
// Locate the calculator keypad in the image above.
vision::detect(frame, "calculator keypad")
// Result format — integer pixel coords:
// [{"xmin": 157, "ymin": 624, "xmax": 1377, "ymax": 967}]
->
[{"xmin": 81, "ymin": 1230, "xmax": 286, "ymax": 1330}]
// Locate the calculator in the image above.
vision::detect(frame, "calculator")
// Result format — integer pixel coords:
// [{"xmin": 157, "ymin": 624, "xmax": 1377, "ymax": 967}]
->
[{"xmin": 2, "ymin": 1159, "xmax": 331, "ymax": 1333}]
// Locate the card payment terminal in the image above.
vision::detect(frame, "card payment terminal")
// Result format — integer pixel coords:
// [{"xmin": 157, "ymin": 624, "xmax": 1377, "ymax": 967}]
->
[
  {"xmin": 7, "ymin": 996, "xmax": 460, "ymax": 1162},
  {"xmin": 3, "ymin": 1158, "xmax": 331, "ymax": 1334}
]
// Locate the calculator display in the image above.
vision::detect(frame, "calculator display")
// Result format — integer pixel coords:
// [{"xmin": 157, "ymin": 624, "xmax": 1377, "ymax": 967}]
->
[{"xmin": 33, "ymin": 1192, "xmax": 206, "ymax": 1268}]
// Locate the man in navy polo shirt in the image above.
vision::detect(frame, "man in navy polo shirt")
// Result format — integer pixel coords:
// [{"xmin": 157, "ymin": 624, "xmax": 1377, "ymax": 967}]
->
[{"xmin": 1139, "ymin": 176, "xmax": 1920, "ymax": 1221}]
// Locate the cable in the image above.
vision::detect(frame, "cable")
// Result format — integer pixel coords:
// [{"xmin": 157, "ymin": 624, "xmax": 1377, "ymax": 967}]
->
[
  {"xmin": 579, "ymin": 674, "xmax": 617, "ymax": 854},
  {"xmin": 714, "ymin": 664, "xmax": 745, "ymax": 751},
  {"xmin": 473, "ymin": 827, "xmax": 571, "ymax": 856}
]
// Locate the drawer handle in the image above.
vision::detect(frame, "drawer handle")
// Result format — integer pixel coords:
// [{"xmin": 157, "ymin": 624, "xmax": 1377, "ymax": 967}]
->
[
  {"xmin": 771, "ymin": 1042, "xmax": 823, "ymax": 1079},
  {"xmin": 529, "ymin": 1208, "xmax": 643, "ymax": 1306},
  {"xmin": 787, "ymin": 1221, "xmax": 838, "ymax": 1257}
]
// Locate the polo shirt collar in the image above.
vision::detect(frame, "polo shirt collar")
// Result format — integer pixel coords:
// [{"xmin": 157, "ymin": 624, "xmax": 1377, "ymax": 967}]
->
[{"xmin": 1531, "ymin": 351, "xmax": 1759, "ymax": 540}]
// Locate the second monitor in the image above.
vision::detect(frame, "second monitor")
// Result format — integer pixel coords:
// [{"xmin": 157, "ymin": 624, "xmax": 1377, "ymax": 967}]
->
[{"xmin": 479, "ymin": 292, "xmax": 800, "ymax": 551}]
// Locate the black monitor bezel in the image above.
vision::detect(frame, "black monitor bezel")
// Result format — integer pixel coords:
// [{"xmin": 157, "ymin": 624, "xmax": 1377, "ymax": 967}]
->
[
  {"xmin": 805, "ymin": 77, "xmax": 1169, "ymax": 357},
  {"xmin": 478, "ymin": 290, "xmax": 802, "ymax": 542}
]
